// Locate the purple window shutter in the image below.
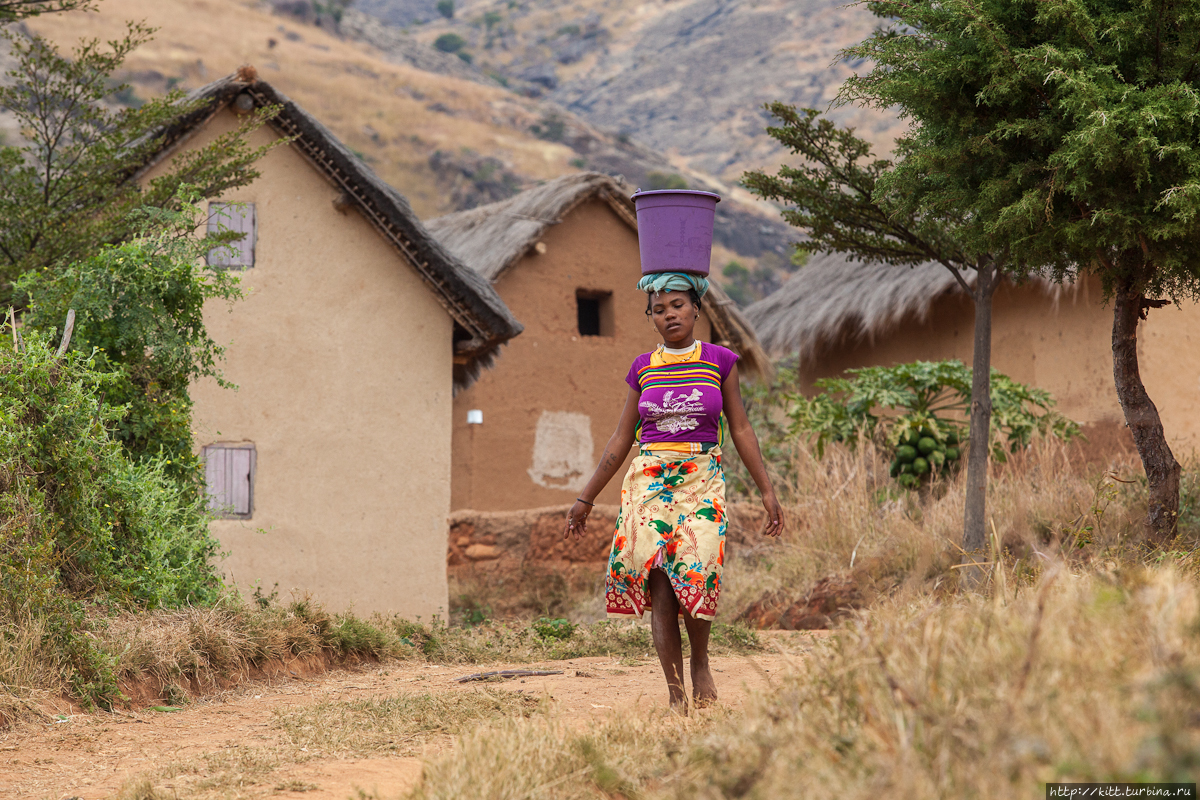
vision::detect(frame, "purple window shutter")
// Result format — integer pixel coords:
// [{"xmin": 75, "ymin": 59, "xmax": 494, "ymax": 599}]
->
[
  {"xmin": 206, "ymin": 202, "xmax": 256, "ymax": 268},
  {"xmin": 202, "ymin": 444, "xmax": 256, "ymax": 518}
]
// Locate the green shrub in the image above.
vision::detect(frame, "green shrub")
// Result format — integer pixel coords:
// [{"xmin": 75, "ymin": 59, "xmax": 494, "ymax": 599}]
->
[
  {"xmin": 434, "ymin": 33, "xmax": 466, "ymax": 53},
  {"xmin": 531, "ymin": 617, "xmax": 577, "ymax": 640},
  {"xmin": 0, "ymin": 330, "xmax": 222, "ymax": 706},
  {"xmin": 437, "ymin": 0, "xmax": 454, "ymax": 18}
]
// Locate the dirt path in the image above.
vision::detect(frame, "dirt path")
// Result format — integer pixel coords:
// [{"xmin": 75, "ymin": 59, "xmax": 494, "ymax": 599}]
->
[{"xmin": 0, "ymin": 634, "xmax": 821, "ymax": 800}]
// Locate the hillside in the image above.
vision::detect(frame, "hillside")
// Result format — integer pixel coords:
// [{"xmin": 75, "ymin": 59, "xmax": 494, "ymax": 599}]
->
[
  {"xmin": 348, "ymin": 0, "xmax": 905, "ymax": 182},
  {"xmin": 20, "ymin": 0, "xmax": 799, "ymax": 288}
]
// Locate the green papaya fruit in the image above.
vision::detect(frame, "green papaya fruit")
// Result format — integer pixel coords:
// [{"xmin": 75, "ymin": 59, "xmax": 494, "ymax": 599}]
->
[
  {"xmin": 917, "ymin": 436, "xmax": 937, "ymax": 455},
  {"xmin": 900, "ymin": 462, "xmax": 914, "ymax": 475},
  {"xmin": 896, "ymin": 445, "xmax": 918, "ymax": 462},
  {"xmin": 929, "ymin": 450, "xmax": 945, "ymax": 469},
  {"xmin": 902, "ymin": 430, "xmax": 920, "ymax": 447},
  {"xmin": 912, "ymin": 457, "xmax": 930, "ymax": 475},
  {"xmin": 944, "ymin": 431, "xmax": 959, "ymax": 446},
  {"xmin": 945, "ymin": 447, "xmax": 960, "ymax": 461},
  {"xmin": 899, "ymin": 474, "xmax": 920, "ymax": 489}
]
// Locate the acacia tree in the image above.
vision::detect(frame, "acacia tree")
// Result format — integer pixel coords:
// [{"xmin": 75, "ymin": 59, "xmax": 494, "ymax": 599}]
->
[
  {"xmin": 744, "ymin": 106, "xmax": 1005, "ymax": 556},
  {"xmin": 837, "ymin": 0, "xmax": 1200, "ymax": 544}
]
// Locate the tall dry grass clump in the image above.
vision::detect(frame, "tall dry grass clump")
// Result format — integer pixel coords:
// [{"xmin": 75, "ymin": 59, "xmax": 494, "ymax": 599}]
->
[{"xmin": 721, "ymin": 435, "xmax": 1154, "ymax": 618}]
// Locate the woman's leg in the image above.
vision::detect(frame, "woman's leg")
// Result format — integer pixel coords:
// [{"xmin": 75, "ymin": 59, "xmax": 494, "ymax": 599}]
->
[
  {"xmin": 648, "ymin": 568, "xmax": 687, "ymax": 710},
  {"xmin": 682, "ymin": 612, "xmax": 716, "ymax": 707}
]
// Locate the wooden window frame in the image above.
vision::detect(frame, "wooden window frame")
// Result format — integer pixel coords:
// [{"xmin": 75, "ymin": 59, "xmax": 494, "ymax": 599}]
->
[
  {"xmin": 202, "ymin": 443, "xmax": 257, "ymax": 520},
  {"xmin": 206, "ymin": 201, "xmax": 257, "ymax": 269}
]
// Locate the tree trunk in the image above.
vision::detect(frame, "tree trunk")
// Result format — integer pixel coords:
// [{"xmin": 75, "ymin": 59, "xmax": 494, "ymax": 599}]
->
[
  {"xmin": 962, "ymin": 258, "xmax": 997, "ymax": 559},
  {"xmin": 1112, "ymin": 282, "xmax": 1181, "ymax": 545}
]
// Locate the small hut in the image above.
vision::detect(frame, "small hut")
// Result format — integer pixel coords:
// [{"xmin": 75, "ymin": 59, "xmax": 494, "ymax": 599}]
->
[
  {"xmin": 138, "ymin": 71, "xmax": 523, "ymax": 617},
  {"xmin": 746, "ymin": 252, "xmax": 1200, "ymax": 451},
  {"xmin": 428, "ymin": 172, "xmax": 770, "ymax": 512}
]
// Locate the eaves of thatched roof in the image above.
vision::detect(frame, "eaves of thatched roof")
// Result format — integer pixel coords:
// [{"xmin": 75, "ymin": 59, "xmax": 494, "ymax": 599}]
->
[
  {"xmin": 426, "ymin": 172, "xmax": 772, "ymax": 381},
  {"xmin": 745, "ymin": 251, "xmax": 1066, "ymax": 361},
  {"xmin": 136, "ymin": 69, "xmax": 523, "ymax": 392}
]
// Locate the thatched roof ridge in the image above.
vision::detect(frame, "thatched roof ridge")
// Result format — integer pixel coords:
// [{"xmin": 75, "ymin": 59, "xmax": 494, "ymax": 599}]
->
[
  {"xmin": 427, "ymin": 172, "xmax": 772, "ymax": 380},
  {"xmin": 745, "ymin": 252, "xmax": 976, "ymax": 360},
  {"xmin": 426, "ymin": 172, "xmax": 631, "ymax": 282},
  {"xmin": 746, "ymin": 252, "xmax": 1068, "ymax": 361},
  {"xmin": 138, "ymin": 71, "xmax": 523, "ymax": 391}
]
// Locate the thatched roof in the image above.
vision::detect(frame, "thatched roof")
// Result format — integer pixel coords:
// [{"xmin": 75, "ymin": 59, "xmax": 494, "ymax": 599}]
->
[
  {"xmin": 137, "ymin": 70, "xmax": 523, "ymax": 391},
  {"xmin": 745, "ymin": 252, "xmax": 1065, "ymax": 361},
  {"xmin": 426, "ymin": 172, "xmax": 772, "ymax": 380}
]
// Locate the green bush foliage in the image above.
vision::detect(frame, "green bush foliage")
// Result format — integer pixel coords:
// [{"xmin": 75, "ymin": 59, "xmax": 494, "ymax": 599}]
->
[
  {"xmin": 0, "ymin": 330, "xmax": 222, "ymax": 706},
  {"xmin": 790, "ymin": 360, "xmax": 1080, "ymax": 489},
  {"xmin": 0, "ymin": 330, "xmax": 221, "ymax": 609},
  {"xmin": 18, "ymin": 203, "xmax": 242, "ymax": 487}
]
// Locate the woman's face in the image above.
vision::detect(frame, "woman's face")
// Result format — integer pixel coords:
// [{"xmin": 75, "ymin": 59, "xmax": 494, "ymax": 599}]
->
[{"xmin": 649, "ymin": 290, "xmax": 698, "ymax": 346}]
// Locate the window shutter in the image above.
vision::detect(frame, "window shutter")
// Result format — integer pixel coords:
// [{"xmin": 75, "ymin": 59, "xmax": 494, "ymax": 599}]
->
[
  {"xmin": 203, "ymin": 444, "xmax": 256, "ymax": 518},
  {"xmin": 206, "ymin": 202, "xmax": 256, "ymax": 268}
]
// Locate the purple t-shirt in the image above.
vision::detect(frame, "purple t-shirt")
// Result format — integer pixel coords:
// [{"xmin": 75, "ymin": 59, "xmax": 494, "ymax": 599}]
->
[{"xmin": 625, "ymin": 342, "xmax": 740, "ymax": 444}]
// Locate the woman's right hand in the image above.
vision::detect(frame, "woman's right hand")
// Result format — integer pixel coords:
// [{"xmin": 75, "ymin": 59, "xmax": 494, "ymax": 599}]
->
[{"xmin": 564, "ymin": 500, "xmax": 592, "ymax": 540}]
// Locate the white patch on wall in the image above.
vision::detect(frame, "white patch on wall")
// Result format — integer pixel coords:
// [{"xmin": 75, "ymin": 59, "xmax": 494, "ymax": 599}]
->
[{"xmin": 528, "ymin": 411, "xmax": 593, "ymax": 492}]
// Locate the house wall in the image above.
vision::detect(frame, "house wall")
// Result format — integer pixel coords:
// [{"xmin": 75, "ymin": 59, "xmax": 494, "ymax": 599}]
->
[
  {"xmin": 147, "ymin": 108, "xmax": 454, "ymax": 617},
  {"xmin": 801, "ymin": 276, "xmax": 1200, "ymax": 455},
  {"xmin": 451, "ymin": 197, "xmax": 719, "ymax": 511}
]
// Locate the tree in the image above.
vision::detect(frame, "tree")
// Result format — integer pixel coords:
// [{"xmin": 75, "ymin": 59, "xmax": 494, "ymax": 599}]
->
[
  {"xmin": 18, "ymin": 201, "xmax": 243, "ymax": 488},
  {"xmin": 0, "ymin": 23, "xmax": 277, "ymax": 293},
  {"xmin": 0, "ymin": 0, "xmax": 90, "ymax": 20},
  {"xmin": 744, "ymin": 106, "xmax": 1006, "ymax": 557},
  {"xmin": 836, "ymin": 0, "xmax": 1200, "ymax": 544}
]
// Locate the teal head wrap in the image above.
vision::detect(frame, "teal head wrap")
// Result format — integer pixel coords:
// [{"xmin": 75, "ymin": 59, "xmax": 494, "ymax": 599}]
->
[{"xmin": 636, "ymin": 271, "xmax": 710, "ymax": 298}]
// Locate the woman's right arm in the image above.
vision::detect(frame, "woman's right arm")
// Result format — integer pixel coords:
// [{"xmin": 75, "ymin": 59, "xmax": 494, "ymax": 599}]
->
[{"xmin": 564, "ymin": 385, "xmax": 642, "ymax": 540}]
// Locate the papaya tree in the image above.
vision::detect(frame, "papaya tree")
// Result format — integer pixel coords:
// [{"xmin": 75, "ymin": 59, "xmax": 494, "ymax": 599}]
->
[
  {"xmin": 832, "ymin": 0, "xmax": 1200, "ymax": 545},
  {"xmin": 744, "ymin": 107, "xmax": 1010, "ymax": 557}
]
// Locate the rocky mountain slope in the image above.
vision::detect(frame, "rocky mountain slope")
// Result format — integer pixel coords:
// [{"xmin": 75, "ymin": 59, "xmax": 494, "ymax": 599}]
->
[{"xmin": 348, "ymin": 0, "xmax": 904, "ymax": 183}]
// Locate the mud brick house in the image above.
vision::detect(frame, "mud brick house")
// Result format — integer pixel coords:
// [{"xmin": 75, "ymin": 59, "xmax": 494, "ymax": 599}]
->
[
  {"xmin": 746, "ymin": 253, "xmax": 1200, "ymax": 452},
  {"xmin": 139, "ymin": 70, "xmax": 522, "ymax": 617},
  {"xmin": 427, "ymin": 172, "xmax": 771, "ymax": 513}
]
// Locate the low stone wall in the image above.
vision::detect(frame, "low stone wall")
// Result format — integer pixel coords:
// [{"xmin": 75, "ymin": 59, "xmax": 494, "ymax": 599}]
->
[{"xmin": 447, "ymin": 501, "xmax": 769, "ymax": 579}]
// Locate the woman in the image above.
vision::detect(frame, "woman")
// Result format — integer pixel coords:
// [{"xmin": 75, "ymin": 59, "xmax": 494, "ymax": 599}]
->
[{"xmin": 564, "ymin": 271, "xmax": 785, "ymax": 712}]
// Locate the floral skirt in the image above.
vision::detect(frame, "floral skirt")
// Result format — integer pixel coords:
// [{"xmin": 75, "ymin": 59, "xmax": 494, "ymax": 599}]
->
[{"xmin": 604, "ymin": 448, "xmax": 726, "ymax": 621}]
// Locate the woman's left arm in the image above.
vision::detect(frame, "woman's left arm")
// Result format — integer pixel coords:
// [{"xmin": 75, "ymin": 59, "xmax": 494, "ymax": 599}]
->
[{"xmin": 722, "ymin": 363, "xmax": 785, "ymax": 538}]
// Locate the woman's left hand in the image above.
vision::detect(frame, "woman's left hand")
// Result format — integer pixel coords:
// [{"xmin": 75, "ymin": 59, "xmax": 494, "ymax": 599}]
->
[{"xmin": 762, "ymin": 493, "xmax": 785, "ymax": 538}]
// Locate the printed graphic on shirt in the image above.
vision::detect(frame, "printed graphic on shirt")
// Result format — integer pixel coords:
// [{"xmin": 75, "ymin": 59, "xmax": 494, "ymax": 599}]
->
[{"xmin": 639, "ymin": 388, "xmax": 706, "ymax": 435}]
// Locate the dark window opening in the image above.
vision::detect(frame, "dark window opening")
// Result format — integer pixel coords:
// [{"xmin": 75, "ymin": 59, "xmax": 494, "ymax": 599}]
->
[{"xmin": 576, "ymin": 290, "xmax": 613, "ymax": 336}]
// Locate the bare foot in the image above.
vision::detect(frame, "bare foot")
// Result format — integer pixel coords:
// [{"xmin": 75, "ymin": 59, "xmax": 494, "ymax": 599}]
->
[{"xmin": 691, "ymin": 656, "xmax": 717, "ymax": 708}]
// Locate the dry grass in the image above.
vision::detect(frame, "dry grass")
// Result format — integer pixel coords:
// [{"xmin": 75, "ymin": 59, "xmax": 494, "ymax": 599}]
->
[
  {"xmin": 400, "ymin": 566, "xmax": 1200, "ymax": 798},
  {"xmin": 273, "ymin": 689, "xmax": 541, "ymax": 757},
  {"xmin": 111, "ymin": 689, "xmax": 543, "ymax": 800},
  {"xmin": 391, "ymin": 441, "xmax": 1200, "ymax": 797},
  {"xmin": 720, "ymin": 435, "xmax": 1156, "ymax": 619}
]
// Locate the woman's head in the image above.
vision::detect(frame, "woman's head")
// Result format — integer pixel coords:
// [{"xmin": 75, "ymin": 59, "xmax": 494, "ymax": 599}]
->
[
  {"xmin": 646, "ymin": 289, "xmax": 701, "ymax": 346},
  {"xmin": 636, "ymin": 272, "xmax": 709, "ymax": 346}
]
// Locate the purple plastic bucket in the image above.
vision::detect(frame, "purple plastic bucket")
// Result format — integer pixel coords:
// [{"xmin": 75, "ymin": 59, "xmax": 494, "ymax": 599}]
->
[{"xmin": 631, "ymin": 189, "xmax": 721, "ymax": 276}]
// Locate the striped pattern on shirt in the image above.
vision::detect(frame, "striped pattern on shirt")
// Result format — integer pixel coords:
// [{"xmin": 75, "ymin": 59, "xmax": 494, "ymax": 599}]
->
[{"xmin": 633, "ymin": 360, "xmax": 723, "ymax": 391}]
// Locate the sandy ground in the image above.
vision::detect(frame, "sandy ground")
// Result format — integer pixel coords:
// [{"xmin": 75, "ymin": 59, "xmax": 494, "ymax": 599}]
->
[{"xmin": 0, "ymin": 633, "xmax": 822, "ymax": 800}]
